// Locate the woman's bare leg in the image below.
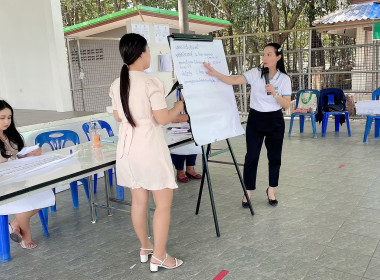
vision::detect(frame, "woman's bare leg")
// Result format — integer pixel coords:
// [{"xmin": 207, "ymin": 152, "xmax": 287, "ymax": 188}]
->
[
  {"xmin": 14, "ymin": 209, "xmax": 39, "ymax": 248},
  {"xmin": 130, "ymin": 188, "xmax": 153, "ymax": 255},
  {"xmin": 151, "ymin": 188, "xmax": 179, "ymax": 267}
]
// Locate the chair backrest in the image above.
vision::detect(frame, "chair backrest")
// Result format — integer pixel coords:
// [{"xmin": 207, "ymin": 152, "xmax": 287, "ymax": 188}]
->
[
  {"xmin": 319, "ymin": 88, "xmax": 346, "ymax": 111},
  {"xmin": 295, "ymin": 89, "xmax": 320, "ymax": 112},
  {"xmin": 35, "ymin": 130, "xmax": 80, "ymax": 151},
  {"xmin": 372, "ymin": 88, "xmax": 380, "ymax": 100},
  {"xmin": 82, "ymin": 120, "xmax": 114, "ymax": 141}
]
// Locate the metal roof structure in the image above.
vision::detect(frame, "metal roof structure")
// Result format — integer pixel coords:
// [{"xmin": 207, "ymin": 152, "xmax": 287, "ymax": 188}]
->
[
  {"xmin": 64, "ymin": 5, "xmax": 231, "ymax": 37},
  {"xmin": 314, "ymin": 2, "xmax": 380, "ymax": 25}
]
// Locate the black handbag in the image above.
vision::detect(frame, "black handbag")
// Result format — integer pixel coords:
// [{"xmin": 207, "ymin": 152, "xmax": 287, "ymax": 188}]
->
[{"xmin": 324, "ymin": 103, "xmax": 344, "ymax": 112}]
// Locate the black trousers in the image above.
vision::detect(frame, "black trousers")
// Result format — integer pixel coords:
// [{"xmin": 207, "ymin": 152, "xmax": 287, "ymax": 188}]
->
[{"xmin": 243, "ymin": 109, "xmax": 285, "ymax": 190}]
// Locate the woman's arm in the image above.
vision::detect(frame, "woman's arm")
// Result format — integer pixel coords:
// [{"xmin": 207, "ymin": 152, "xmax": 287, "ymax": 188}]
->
[
  {"xmin": 265, "ymin": 84, "xmax": 291, "ymax": 110},
  {"xmin": 153, "ymin": 101, "xmax": 184, "ymax": 126},
  {"xmin": 17, "ymin": 147, "xmax": 42, "ymax": 158},
  {"xmin": 203, "ymin": 62, "xmax": 246, "ymax": 85},
  {"xmin": 172, "ymin": 113, "xmax": 189, "ymax": 123},
  {"xmin": 113, "ymin": 110, "xmax": 121, "ymax": 122}
]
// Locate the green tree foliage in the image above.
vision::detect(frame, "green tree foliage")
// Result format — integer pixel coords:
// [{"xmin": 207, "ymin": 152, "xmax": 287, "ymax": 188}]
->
[{"xmin": 61, "ymin": 0, "xmax": 353, "ymax": 73}]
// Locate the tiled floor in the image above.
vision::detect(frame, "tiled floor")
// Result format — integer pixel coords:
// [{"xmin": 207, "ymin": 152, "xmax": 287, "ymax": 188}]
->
[{"xmin": 2, "ymin": 118, "xmax": 380, "ymax": 280}]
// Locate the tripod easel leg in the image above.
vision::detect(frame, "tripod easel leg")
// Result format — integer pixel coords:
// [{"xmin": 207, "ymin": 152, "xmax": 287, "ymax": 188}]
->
[
  {"xmin": 195, "ymin": 144, "xmax": 210, "ymax": 215},
  {"xmin": 226, "ymin": 139, "xmax": 254, "ymax": 215},
  {"xmin": 201, "ymin": 144, "xmax": 220, "ymax": 237}
]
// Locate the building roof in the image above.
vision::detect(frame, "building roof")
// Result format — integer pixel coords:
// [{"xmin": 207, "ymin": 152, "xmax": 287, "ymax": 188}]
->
[
  {"xmin": 64, "ymin": 5, "xmax": 231, "ymax": 37},
  {"xmin": 314, "ymin": 2, "xmax": 380, "ymax": 25}
]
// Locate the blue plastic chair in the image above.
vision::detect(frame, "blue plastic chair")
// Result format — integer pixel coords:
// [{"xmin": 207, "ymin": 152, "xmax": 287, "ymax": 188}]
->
[
  {"xmin": 288, "ymin": 89, "xmax": 320, "ymax": 138},
  {"xmin": 35, "ymin": 130, "xmax": 90, "ymax": 211},
  {"xmin": 82, "ymin": 121, "xmax": 114, "ymax": 194},
  {"xmin": 363, "ymin": 88, "xmax": 380, "ymax": 142},
  {"xmin": 320, "ymin": 88, "xmax": 351, "ymax": 137}
]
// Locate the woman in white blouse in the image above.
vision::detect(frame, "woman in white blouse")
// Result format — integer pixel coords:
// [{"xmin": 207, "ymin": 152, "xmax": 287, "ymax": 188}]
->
[{"xmin": 204, "ymin": 43, "xmax": 291, "ymax": 208}]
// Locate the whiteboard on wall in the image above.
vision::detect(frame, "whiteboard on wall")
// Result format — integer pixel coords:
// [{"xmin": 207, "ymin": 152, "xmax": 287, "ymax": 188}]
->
[{"xmin": 169, "ymin": 37, "xmax": 244, "ymax": 146}]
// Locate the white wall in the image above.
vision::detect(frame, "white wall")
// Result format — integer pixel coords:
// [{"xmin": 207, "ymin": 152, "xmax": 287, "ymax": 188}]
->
[
  {"xmin": 125, "ymin": 21, "xmax": 175, "ymax": 101},
  {"xmin": 0, "ymin": 0, "xmax": 72, "ymax": 112}
]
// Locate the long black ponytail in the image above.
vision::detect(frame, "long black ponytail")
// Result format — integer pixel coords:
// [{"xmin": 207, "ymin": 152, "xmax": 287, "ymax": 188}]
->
[
  {"xmin": 260, "ymin": 42, "xmax": 287, "ymax": 79},
  {"xmin": 119, "ymin": 33, "xmax": 148, "ymax": 127},
  {"xmin": 0, "ymin": 100, "xmax": 24, "ymax": 158}
]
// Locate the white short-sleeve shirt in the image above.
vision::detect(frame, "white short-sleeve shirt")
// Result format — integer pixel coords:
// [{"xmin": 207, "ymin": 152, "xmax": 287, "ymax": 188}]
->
[{"xmin": 243, "ymin": 68, "xmax": 292, "ymax": 112}]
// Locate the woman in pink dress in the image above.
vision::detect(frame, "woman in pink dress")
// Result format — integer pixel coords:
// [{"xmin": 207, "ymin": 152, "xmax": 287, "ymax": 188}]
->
[{"xmin": 109, "ymin": 33, "xmax": 183, "ymax": 272}]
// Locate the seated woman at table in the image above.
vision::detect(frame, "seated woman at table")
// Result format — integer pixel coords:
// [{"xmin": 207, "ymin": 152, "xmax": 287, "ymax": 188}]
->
[
  {"xmin": 170, "ymin": 114, "xmax": 202, "ymax": 183},
  {"xmin": 0, "ymin": 100, "xmax": 55, "ymax": 249}
]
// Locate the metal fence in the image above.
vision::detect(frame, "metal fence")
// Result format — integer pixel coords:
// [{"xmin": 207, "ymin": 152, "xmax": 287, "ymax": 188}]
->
[
  {"xmin": 66, "ymin": 21, "xmax": 380, "ymax": 116},
  {"xmin": 66, "ymin": 37, "xmax": 121, "ymax": 112}
]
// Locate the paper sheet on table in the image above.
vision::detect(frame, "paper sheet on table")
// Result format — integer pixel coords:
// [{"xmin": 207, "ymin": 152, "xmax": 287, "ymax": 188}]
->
[
  {"xmin": 171, "ymin": 128, "xmax": 190, "ymax": 134},
  {"xmin": 0, "ymin": 152, "xmax": 78, "ymax": 183},
  {"xmin": 356, "ymin": 101, "xmax": 380, "ymax": 115},
  {"xmin": 17, "ymin": 144, "xmax": 40, "ymax": 156}
]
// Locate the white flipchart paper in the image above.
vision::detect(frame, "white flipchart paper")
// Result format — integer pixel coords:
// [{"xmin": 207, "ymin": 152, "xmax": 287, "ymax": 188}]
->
[{"xmin": 169, "ymin": 38, "xmax": 244, "ymax": 146}]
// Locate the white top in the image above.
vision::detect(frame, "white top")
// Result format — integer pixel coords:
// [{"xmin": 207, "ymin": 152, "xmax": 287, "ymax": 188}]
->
[{"xmin": 243, "ymin": 68, "xmax": 292, "ymax": 112}]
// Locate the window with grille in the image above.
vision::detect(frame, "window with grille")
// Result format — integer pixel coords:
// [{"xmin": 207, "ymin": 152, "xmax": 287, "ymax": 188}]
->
[{"xmin": 71, "ymin": 48, "xmax": 104, "ymax": 62}]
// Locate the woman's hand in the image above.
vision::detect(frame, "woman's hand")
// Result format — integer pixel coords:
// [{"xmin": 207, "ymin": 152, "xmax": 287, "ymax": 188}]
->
[
  {"xmin": 203, "ymin": 62, "xmax": 218, "ymax": 77},
  {"xmin": 153, "ymin": 101, "xmax": 184, "ymax": 126},
  {"xmin": 173, "ymin": 114, "xmax": 189, "ymax": 123},
  {"xmin": 173, "ymin": 101, "xmax": 184, "ymax": 114},
  {"xmin": 25, "ymin": 147, "xmax": 42, "ymax": 157},
  {"xmin": 265, "ymin": 84, "xmax": 276, "ymax": 95},
  {"xmin": 203, "ymin": 62, "xmax": 246, "ymax": 85}
]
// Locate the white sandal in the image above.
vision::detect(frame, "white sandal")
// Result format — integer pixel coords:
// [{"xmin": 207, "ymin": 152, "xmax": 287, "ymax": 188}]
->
[
  {"xmin": 150, "ymin": 253, "xmax": 183, "ymax": 272},
  {"xmin": 140, "ymin": 248, "xmax": 153, "ymax": 263},
  {"xmin": 20, "ymin": 240, "xmax": 37, "ymax": 249}
]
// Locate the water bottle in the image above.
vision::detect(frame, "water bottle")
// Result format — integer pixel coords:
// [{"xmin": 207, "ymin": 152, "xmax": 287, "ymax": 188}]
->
[{"xmin": 90, "ymin": 121, "xmax": 101, "ymax": 148}]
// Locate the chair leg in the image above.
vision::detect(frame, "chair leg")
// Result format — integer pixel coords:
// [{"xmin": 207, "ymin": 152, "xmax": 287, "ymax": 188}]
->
[
  {"xmin": 116, "ymin": 185, "xmax": 124, "ymax": 200},
  {"xmin": 50, "ymin": 188, "xmax": 57, "ymax": 212},
  {"xmin": 335, "ymin": 115, "xmax": 340, "ymax": 132},
  {"xmin": 114, "ymin": 172, "xmax": 125, "ymax": 200},
  {"xmin": 299, "ymin": 115, "xmax": 305, "ymax": 133},
  {"xmin": 38, "ymin": 209, "xmax": 49, "ymax": 238},
  {"xmin": 108, "ymin": 169, "xmax": 113, "ymax": 187},
  {"xmin": 345, "ymin": 112, "xmax": 351, "ymax": 137},
  {"xmin": 0, "ymin": 215, "xmax": 11, "ymax": 263},
  {"xmin": 288, "ymin": 115, "xmax": 295, "ymax": 137},
  {"xmin": 322, "ymin": 114, "xmax": 328, "ymax": 137},
  {"xmin": 70, "ymin": 181, "xmax": 79, "ymax": 208},
  {"xmin": 93, "ymin": 174, "xmax": 98, "ymax": 194},
  {"xmin": 311, "ymin": 115, "xmax": 317, "ymax": 138},
  {"xmin": 375, "ymin": 118, "xmax": 380, "ymax": 138},
  {"xmin": 363, "ymin": 117, "xmax": 373, "ymax": 143}
]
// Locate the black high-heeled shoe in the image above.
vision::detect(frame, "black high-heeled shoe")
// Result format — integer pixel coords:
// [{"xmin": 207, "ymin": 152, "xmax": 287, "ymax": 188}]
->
[
  {"xmin": 242, "ymin": 200, "xmax": 250, "ymax": 208},
  {"xmin": 242, "ymin": 195, "xmax": 251, "ymax": 208},
  {"xmin": 266, "ymin": 188, "xmax": 278, "ymax": 206}
]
